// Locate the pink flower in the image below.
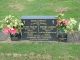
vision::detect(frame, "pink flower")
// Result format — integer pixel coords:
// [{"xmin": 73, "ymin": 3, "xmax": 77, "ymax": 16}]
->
[
  {"xmin": 57, "ymin": 20, "xmax": 70, "ymax": 27},
  {"xmin": 9, "ymin": 28, "xmax": 17, "ymax": 35},
  {"xmin": 3, "ymin": 27, "xmax": 10, "ymax": 35},
  {"xmin": 57, "ymin": 20, "xmax": 62, "ymax": 26},
  {"xmin": 3, "ymin": 27, "xmax": 17, "ymax": 35},
  {"xmin": 63, "ymin": 20, "xmax": 70, "ymax": 26}
]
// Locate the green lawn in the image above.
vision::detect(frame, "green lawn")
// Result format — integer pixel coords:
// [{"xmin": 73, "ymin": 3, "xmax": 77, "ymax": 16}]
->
[
  {"xmin": 0, "ymin": 0, "xmax": 80, "ymax": 20},
  {"xmin": 0, "ymin": 42, "xmax": 80, "ymax": 60}
]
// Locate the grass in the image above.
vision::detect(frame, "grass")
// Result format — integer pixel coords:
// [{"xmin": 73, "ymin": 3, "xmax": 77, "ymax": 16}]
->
[
  {"xmin": 0, "ymin": 42, "xmax": 80, "ymax": 60},
  {"xmin": 0, "ymin": 0, "xmax": 80, "ymax": 20}
]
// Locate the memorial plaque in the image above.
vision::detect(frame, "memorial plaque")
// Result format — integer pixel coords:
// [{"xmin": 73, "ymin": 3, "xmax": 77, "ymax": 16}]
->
[{"xmin": 21, "ymin": 16, "xmax": 58, "ymax": 40}]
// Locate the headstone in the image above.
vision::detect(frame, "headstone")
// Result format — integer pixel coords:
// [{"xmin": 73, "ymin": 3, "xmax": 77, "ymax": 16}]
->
[{"xmin": 21, "ymin": 16, "xmax": 58, "ymax": 40}]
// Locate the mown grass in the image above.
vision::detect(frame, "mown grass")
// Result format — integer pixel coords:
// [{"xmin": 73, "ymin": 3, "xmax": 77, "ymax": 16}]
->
[
  {"xmin": 0, "ymin": 0, "xmax": 80, "ymax": 20},
  {"xmin": 0, "ymin": 42, "xmax": 80, "ymax": 60}
]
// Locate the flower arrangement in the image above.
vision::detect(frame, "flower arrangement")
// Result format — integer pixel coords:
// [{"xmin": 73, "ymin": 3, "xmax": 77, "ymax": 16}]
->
[
  {"xmin": 57, "ymin": 13, "xmax": 77, "ymax": 33},
  {"xmin": 0, "ymin": 15, "xmax": 23, "ymax": 35}
]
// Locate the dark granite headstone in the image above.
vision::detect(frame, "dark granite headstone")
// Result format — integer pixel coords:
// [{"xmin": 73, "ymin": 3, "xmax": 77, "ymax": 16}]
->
[{"xmin": 21, "ymin": 16, "xmax": 58, "ymax": 40}]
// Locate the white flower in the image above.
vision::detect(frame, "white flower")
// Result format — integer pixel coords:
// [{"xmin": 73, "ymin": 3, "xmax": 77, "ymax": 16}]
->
[{"xmin": 70, "ymin": 18, "xmax": 77, "ymax": 25}]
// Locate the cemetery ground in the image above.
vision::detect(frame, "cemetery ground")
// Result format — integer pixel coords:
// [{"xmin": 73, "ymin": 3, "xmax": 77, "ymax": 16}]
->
[
  {"xmin": 0, "ymin": 0, "xmax": 80, "ymax": 20},
  {"xmin": 0, "ymin": 41, "xmax": 80, "ymax": 60},
  {"xmin": 0, "ymin": 0, "xmax": 80, "ymax": 60}
]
